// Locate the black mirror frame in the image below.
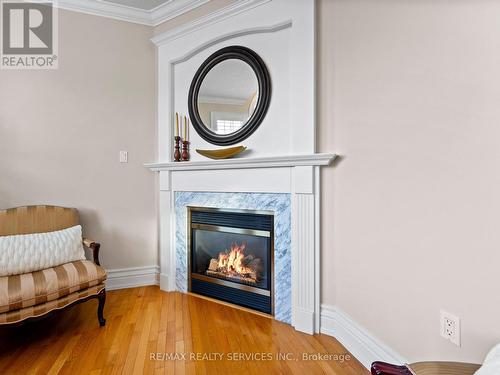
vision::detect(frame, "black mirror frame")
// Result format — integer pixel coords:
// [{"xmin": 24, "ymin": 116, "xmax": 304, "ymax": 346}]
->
[{"xmin": 188, "ymin": 45, "xmax": 272, "ymax": 146}]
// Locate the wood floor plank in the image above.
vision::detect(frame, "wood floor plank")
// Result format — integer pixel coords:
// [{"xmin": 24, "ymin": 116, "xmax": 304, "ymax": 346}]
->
[
  {"xmin": 47, "ymin": 334, "xmax": 82, "ymax": 375},
  {"xmin": 164, "ymin": 290, "xmax": 176, "ymax": 375},
  {"xmin": 0, "ymin": 286, "xmax": 369, "ymax": 375},
  {"xmin": 154, "ymin": 292, "xmax": 168, "ymax": 374},
  {"xmin": 132, "ymin": 302, "xmax": 155, "ymax": 374}
]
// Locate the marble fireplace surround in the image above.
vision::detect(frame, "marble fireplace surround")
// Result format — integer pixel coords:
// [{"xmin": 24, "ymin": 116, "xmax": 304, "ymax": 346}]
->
[{"xmin": 175, "ymin": 191, "xmax": 292, "ymax": 323}]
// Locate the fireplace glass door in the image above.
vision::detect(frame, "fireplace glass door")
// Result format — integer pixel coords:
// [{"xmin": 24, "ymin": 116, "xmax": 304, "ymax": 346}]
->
[{"xmin": 188, "ymin": 207, "xmax": 274, "ymax": 314}]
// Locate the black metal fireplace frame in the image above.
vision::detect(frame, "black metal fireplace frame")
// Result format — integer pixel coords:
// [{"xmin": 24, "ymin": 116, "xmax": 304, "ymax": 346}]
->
[{"xmin": 187, "ymin": 206, "xmax": 274, "ymax": 316}]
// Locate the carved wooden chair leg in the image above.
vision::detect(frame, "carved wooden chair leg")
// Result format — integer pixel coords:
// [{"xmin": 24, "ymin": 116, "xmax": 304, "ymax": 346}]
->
[{"xmin": 97, "ymin": 289, "xmax": 106, "ymax": 327}]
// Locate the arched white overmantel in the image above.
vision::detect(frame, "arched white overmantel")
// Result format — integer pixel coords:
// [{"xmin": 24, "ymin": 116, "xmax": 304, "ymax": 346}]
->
[
  {"xmin": 163, "ymin": 19, "xmax": 293, "ymax": 158},
  {"xmin": 145, "ymin": 0, "xmax": 336, "ymax": 335}
]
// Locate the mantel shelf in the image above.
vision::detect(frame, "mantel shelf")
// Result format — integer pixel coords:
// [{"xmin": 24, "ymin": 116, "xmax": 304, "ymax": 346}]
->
[{"xmin": 144, "ymin": 153, "xmax": 337, "ymax": 172}]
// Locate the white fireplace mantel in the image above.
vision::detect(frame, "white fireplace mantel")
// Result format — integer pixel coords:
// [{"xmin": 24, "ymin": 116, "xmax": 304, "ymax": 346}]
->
[
  {"xmin": 150, "ymin": 158, "xmax": 334, "ymax": 335},
  {"xmin": 145, "ymin": 153, "xmax": 337, "ymax": 172}
]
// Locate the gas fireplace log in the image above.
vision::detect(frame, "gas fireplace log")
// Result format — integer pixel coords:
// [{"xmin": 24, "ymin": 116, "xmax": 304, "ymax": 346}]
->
[
  {"xmin": 242, "ymin": 255, "xmax": 255, "ymax": 265},
  {"xmin": 247, "ymin": 259, "xmax": 263, "ymax": 273},
  {"xmin": 208, "ymin": 259, "xmax": 218, "ymax": 271},
  {"xmin": 206, "ymin": 270, "xmax": 258, "ymax": 285}
]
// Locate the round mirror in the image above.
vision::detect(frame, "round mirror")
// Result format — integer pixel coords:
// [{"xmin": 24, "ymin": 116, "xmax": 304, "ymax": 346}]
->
[
  {"xmin": 197, "ymin": 59, "xmax": 258, "ymax": 135},
  {"xmin": 188, "ymin": 46, "xmax": 271, "ymax": 146}
]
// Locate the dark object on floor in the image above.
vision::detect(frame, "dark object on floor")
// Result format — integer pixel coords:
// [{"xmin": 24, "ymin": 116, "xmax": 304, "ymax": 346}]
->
[{"xmin": 371, "ymin": 361, "xmax": 481, "ymax": 375}]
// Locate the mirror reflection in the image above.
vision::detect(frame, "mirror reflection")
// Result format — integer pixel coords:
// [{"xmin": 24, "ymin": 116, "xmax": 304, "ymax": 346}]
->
[{"xmin": 197, "ymin": 59, "xmax": 259, "ymax": 135}]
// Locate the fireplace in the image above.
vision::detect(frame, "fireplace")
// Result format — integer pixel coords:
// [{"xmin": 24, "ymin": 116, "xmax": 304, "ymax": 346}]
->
[{"xmin": 187, "ymin": 206, "xmax": 274, "ymax": 315}]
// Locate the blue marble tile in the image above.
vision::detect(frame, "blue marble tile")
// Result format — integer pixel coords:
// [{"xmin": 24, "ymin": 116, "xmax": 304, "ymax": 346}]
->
[{"xmin": 174, "ymin": 192, "xmax": 291, "ymax": 324}]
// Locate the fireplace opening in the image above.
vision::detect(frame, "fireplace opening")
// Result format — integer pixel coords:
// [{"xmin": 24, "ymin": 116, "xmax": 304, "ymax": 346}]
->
[{"xmin": 188, "ymin": 207, "xmax": 274, "ymax": 315}]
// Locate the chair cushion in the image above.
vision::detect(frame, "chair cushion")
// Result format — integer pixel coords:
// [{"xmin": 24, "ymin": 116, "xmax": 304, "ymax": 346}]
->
[
  {"xmin": 0, "ymin": 260, "xmax": 106, "ymax": 314},
  {"xmin": 0, "ymin": 283, "xmax": 105, "ymax": 325}
]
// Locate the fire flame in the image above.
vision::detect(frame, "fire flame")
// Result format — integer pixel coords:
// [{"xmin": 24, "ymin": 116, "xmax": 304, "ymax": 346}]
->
[{"xmin": 217, "ymin": 242, "xmax": 255, "ymax": 279}]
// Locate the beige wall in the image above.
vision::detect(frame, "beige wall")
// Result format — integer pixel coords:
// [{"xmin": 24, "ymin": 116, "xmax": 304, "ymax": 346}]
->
[
  {"xmin": 319, "ymin": 0, "xmax": 500, "ymax": 363},
  {"xmin": 0, "ymin": 10, "xmax": 157, "ymax": 269},
  {"xmin": 2, "ymin": 0, "xmax": 498, "ymax": 364}
]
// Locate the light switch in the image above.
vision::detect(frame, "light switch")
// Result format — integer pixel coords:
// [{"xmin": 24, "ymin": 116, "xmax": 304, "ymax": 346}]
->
[{"xmin": 119, "ymin": 151, "xmax": 128, "ymax": 163}]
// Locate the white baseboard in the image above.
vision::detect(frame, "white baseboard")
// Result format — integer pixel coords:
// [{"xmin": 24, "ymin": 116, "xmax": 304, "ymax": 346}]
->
[
  {"xmin": 105, "ymin": 265, "xmax": 160, "ymax": 291},
  {"xmin": 320, "ymin": 304, "xmax": 407, "ymax": 370}
]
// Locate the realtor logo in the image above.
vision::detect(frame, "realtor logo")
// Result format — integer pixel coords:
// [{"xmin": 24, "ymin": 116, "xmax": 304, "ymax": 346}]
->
[{"xmin": 1, "ymin": 0, "xmax": 58, "ymax": 69}]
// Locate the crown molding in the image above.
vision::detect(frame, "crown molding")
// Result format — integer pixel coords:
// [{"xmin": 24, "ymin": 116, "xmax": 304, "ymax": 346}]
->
[
  {"xmin": 53, "ymin": 0, "xmax": 209, "ymax": 26},
  {"xmin": 151, "ymin": 0, "xmax": 209, "ymax": 26},
  {"xmin": 56, "ymin": 0, "xmax": 150, "ymax": 25},
  {"xmin": 151, "ymin": 0, "xmax": 271, "ymax": 46}
]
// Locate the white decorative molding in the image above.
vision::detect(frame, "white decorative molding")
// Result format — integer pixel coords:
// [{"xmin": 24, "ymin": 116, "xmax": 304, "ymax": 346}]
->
[
  {"xmin": 172, "ymin": 20, "xmax": 292, "ymax": 65},
  {"xmin": 50, "ymin": 0, "xmax": 209, "ymax": 26},
  {"xmin": 292, "ymin": 193, "xmax": 316, "ymax": 334},
  {"xmin": 170, "ymin": 168, "xmax": 292, "ymax": 194},
  {"xmin": 145, "ymin": 153, "xmax": 337, "ymax": 172},
  {"xmin": 320, "ymin": 305, "xmax": 408, "ymax": 370},
  {"xmin": 151, "ymin": 0, "xmax": 210, "ymax": 26},
  {"xmin": 314, "ymin": 166, "xmax": 321, "ymax": 331},
  {"xmin": 106, "ymin": 265, "xmax": 160, "ymax": 290},
  {"xmin": 151, "ymin": 0, "xmax": 271, "ymax": 45},
  {"xmin": 53, "ymin": 0, "xmax": 149, "ymax": 24},
  {"xmin": 154, "ymin": 1, "xmax": 314, "ymax": 162}
]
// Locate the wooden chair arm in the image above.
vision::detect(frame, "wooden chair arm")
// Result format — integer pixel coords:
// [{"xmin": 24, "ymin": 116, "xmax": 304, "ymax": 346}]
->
[{"xmin": 83, "ymin": 238, "xmax": 101, "ymax": 266}]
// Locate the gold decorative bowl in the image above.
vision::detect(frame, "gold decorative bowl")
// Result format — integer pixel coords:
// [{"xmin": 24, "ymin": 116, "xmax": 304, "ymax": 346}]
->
[{"xmin": 196, "ymin": 146, "xmax": 247, "ymax": 160}]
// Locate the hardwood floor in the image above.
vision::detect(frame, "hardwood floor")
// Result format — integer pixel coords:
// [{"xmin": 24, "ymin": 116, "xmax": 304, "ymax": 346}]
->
[{"xmin": 0, "ymin": 286, "xmax": 369, "ymax": 375}]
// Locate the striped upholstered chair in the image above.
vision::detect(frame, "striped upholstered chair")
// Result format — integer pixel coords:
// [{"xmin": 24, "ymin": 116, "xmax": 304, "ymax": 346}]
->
[{"xmin": 0, "ymin": 205, "xmax": 107, "ymax": 326}]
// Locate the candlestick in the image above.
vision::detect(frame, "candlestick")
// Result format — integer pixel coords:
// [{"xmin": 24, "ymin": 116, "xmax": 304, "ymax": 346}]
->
[
  {"xmin": 181, "ymin": 140, "xmax": 190, "ymax": 161},
  {"xmin": 174, "ymin": 136, "xmax": 181, "ymax": 162},
  {"xmin": 175, "ymin": 112, "xmax": 179, "ymax": 137},
  {"xmin": 184, "ymin": 115, "xmax": 187, "ymax": 141}
]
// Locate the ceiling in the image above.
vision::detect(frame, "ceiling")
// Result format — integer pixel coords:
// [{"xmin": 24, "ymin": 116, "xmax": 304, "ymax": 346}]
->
[
  {"xmin": 100, "ymin": 0, "xmax": 174, "ymax": 11},
  {"xmin": 56, "ymin": 0, "xmax": 210, "ymax": 26}
]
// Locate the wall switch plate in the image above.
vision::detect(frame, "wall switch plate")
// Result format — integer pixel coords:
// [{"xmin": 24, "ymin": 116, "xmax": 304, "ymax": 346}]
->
[
  {"xmin": 119, "ymin": 151, "xmax": 128, "ymax": 163},
  {"xmin": 440, "ymin": 310, "xmax": 460, "ymax": 346}
]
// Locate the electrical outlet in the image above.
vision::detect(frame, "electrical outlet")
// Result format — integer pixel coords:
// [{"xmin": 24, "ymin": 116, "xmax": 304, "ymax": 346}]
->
[
  {"xmin": 440, "ymin": 310, "xmax": 460, "ymax": 346},
  {"xmin": 119, "ymin": 151, "xmax": 128, "ymax": 163}
]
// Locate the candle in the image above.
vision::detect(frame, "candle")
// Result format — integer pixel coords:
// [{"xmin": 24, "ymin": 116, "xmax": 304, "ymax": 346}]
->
[
  {"xmin": 187, "ymin": 117, "xmax": 189, "ymax": 141},
  {"xmin": 184, "ymin": 115, "xmax": 187, "ymax": 141},
  {"xmin": 175, "ymin": 113, "xmax": 179, "ymax": 137}
]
